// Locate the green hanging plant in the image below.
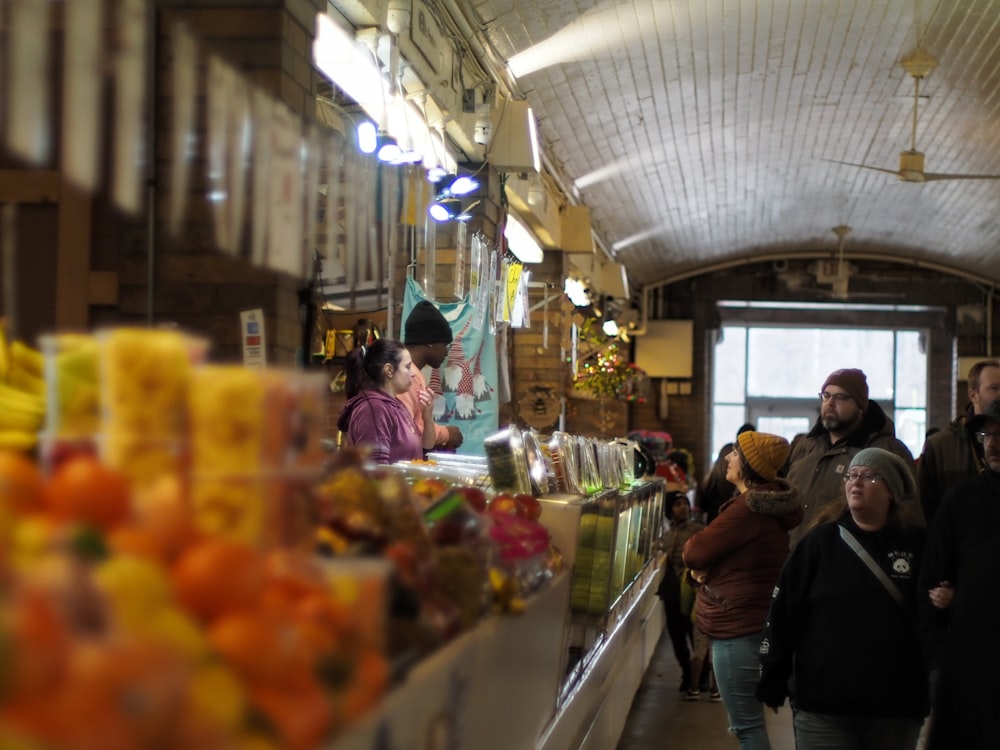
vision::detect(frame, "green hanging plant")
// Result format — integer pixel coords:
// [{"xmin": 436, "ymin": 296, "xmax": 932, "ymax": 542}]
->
[{"xmin": 572, "ymin": 319, "xmax": 648, "ymax": 402}]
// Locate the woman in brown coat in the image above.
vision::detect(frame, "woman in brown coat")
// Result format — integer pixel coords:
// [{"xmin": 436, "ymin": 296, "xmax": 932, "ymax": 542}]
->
[{"xmin": 683, "ymin": 431, "xmax": 802, "ymax": 750}]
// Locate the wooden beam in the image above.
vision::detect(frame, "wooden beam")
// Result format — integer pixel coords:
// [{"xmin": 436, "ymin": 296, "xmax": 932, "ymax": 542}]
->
[
  {"xmin": 0, "ymin": 170, "xmax": 60, "ymax": 203},
  {"xmin": 88, "ymin": 271, "xmax": 119, "ymax": 305},
  {"xmin": 55, "ymin": 180, "xmax": 92, "ymax": 328}
]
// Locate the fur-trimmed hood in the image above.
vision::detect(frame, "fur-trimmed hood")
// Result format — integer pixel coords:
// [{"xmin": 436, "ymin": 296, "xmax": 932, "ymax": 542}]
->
[{"xmin": 743, "ymin": 479, "xmax": 803, "ymax": 529}]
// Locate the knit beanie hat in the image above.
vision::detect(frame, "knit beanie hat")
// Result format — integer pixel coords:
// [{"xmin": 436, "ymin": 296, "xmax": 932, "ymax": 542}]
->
[
  {"xmin": 737, "ymin": 431, "xmax": 790, "ymax": 482},
  {"xmin": 849, "ymin": 448, "xmax": 915, "ymax": 500},
  {"xmin": 822, "ymin": 368, "xmax": 869, "ymax": 411},
  {"xmin": 665, "ymin": 490, "xmax": 690, "ymax": 520},
  {"xmin": 404, "ymin": 301, "xmax": 453, "ymax": 345},
  {"xmin": 969, "ymin": 396, "xmax": 1000, "ymax": 432}
]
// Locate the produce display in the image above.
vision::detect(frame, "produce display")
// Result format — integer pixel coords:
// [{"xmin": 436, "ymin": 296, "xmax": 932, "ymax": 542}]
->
[
  {"xmin": 0, "ymin": 330, "xmax": 47, "ymax": 451},
  {"xmin": 0, "ymin": 451, "xmax": 387, "ymax": 750},
  {"xmin": 0, "ymin": 323, "xmax": 659, "ymax": 750}
]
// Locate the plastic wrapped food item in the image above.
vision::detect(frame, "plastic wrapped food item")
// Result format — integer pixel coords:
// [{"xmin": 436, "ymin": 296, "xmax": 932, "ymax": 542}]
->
[
  {"xmin": 98, "ymin": 328, "xmax": 206, "ymax": 487},
  {"xmin": 576, "ymin": 436, "xmax": 602, "ymax": 495},
  {"xmin": 483, "ymin": 427, "xmax": 531, "ymax": 495},
  {"xmin": 41, "ymin": 332, "xmax": 100, "ymax": 440},
  {"xmin": 522, "ymin": 429, "xmax": 552, "ymax": 496},
  {"xmin": 548, "ymin": 431, "xmax": 581, "ymax": 495},
  {"xmin": 486, "ymin": 511, "xmax": 552, "ymax": 595}
]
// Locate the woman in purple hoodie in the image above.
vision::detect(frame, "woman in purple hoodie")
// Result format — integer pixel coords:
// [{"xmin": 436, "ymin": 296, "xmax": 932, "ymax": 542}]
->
[{"xmin": 336, "ymin": 338, "xmax": 435, "ymax": 463}]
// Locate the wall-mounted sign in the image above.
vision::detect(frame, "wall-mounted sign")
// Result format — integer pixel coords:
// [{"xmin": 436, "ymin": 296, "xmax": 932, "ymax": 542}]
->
[{"xmin": 240, "ymin": 308, "xmax": 266, "ymax": 369}]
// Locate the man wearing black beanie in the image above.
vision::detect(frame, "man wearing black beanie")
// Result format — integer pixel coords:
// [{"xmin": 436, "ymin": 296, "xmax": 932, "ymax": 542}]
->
[{"xmin": 399, "ymin": 301, "xmax": 463, "ymax": 451}]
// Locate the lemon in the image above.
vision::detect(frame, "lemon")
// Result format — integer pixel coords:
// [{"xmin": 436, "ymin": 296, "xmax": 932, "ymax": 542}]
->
[
  {"xmin": 92, "ymin": 555, "xmax": 172, "ymax": 628},
  {"xmin": 187, "ymin": 662, "xmax": 246, "ymax": 732},
  {"xmin": 141, "ymin": 606, "xmax": 208, "ymax": 663},
  {"xmin": 9, "ymin": 516, "xmax": 55, "ymax": 572}
]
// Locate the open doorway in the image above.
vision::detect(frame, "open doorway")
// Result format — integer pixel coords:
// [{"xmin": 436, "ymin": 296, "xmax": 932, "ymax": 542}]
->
[{"xmin": 709, "ymin": 305, "xmax": 933, "ymax": 468}]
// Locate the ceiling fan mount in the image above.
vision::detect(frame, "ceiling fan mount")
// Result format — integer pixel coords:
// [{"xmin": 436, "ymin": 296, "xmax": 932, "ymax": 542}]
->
[
  {"xmin": 900, "ymin": 46, "xmax": 937, "ymax": 80},
  {"xmin": 825, "ymin": 48, "xmax": 1000, "ymax": 183}
]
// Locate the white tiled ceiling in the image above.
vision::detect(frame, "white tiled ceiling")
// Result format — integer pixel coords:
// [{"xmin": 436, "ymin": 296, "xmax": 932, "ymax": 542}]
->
[{"xmin": 459, "ymin": 0, "xmax": 1000, "ymax": 286}]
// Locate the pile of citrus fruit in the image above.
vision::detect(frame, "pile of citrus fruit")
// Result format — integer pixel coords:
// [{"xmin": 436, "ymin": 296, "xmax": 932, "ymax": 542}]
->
[{"xmin": 0, "ymin": 450, "xmax": 388, "ymax": 750}]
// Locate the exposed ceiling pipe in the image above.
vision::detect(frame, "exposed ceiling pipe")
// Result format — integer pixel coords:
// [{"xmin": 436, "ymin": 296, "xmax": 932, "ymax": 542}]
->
[
  {"xmin": 987, "ymin": 285, "xmax": 995, "ymax": 357},
  {"xmin": 432, "ymin": 0, "xmax": 617, "ymax": 268},
  {"xmin": 645, "ymin": 250, "xmax": 1000, "ymax": 290}
]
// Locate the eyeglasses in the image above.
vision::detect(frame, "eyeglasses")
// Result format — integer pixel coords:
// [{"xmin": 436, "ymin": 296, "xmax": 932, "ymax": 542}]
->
[
  {"xmin": 975, "ymin": 431, "xmax": 1000, "ymax": 445},
  {"xmin": 843, "ymin": 471, "xmax": 882, "ymax": 485},
  {"xmin": 819, "ymin": 391, "xmax": 853, "ymax": 404}
]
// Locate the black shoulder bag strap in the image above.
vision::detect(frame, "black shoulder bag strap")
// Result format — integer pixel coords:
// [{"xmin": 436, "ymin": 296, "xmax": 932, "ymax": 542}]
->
[{"xmin": 838, "ymin": 526, "xmax": 906, "ymax": 609}]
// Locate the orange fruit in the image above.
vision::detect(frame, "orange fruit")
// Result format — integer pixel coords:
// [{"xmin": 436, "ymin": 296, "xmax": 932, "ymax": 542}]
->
[
  {"xmin": 171, "ymin": 539, "xmax": 265, "ymax": 622},
  {"xmin": 0, "ymin": 450, "xmax": 46, "ymax": 516},
  {"xmin": 1, "ymin": 586, "xmax": 71, "ymax": 700},
  {"xmin": 106, "ymin": 525, "xmax": 165, "ymax": 561},
  {"xmin": 45, "ymin": 455, "xmax": 131, "ymax": 531},
  {"xmin": 248, "ymin": 674, "xmax": 333, "ymax": 750},
  {"xmin": 341, "ymin": 647, "xmax": 389, "ymax": 720},
  {"xmin": 208, "ymin": 611, "xmax": 294, "ymax": 683},
  {"xmin": 133, "ymin": 473, "xmax": 197, "ymax": 561}
]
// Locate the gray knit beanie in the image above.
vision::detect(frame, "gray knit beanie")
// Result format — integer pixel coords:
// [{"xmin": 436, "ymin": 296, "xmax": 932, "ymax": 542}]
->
[{"xmin": 848, "ymin": 448, "xmax": 915, "ymax": 500}]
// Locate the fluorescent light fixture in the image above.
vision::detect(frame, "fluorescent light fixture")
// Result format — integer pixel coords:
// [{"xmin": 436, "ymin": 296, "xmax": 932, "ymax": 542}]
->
[
  {"xmin": 426, "ymin": 165, "xmax": 449, "ymax": 183},
  {"xmin": 313, "ymin": 13, "xmax": 457, "ymax": 172},
  {"xmin": 357, "ymin": 121, "xmax": 377, "ymax": 153},
  {"xmin": 375, "ymin": 131, "xmax": 401, "ymax": 162},
  {"xmin": 448, "ymin": 175, "xmax": 479, "ymax": 196},
  {"xmin": 504, "ymin": 213, "xmax": 544, "ymax": 263},
  {"xmin": 428, "ymin": 197, "xmax": 462, "ymax": 222}
]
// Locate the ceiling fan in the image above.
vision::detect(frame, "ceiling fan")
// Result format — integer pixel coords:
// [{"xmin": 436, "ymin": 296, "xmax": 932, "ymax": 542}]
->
[
  {"xmin": 826, "ymin": 48, "xmax": 1000, "ymax": 183},
  {"xmin": 779, "ymin": 225, "xmax": 905, "ymax": 301}
]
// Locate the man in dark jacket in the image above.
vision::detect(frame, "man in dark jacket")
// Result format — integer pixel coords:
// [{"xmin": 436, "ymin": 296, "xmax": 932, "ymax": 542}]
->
[
  {"xmin": 786, "ymin": 368, "xmax": 920, "ymax": 547},
  {"xmin": 918, "ymin": 359, "xmax": 1000, "ymax": 523},
  {"xmin": 920, "ymin": 395, "xmax": 1000, "ymax": 749}
]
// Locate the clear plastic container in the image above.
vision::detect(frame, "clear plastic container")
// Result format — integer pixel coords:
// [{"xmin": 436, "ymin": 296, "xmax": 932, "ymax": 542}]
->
[{"xmin": 97, "ymin": 327, "xmax": 206, "ymax": 487}]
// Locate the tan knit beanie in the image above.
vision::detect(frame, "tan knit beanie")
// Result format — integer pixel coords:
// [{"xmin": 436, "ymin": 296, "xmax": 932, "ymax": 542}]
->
[{"xmin": 737, "ymin": 431, "xmax": 790, "ymax": 483}]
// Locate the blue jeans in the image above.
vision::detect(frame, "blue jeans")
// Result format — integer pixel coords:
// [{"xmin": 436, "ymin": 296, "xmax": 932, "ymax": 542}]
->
[
  {"xmin": 712, "ymin": 633, "xmax": 771, "ymax": 750},
  {"xmin": 793, "ymin": 710, "xmax": 922, "ymax": 750}
]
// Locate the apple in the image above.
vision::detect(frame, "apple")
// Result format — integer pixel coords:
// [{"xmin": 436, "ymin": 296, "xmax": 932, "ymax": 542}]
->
[
  {"xmin": 488, "ymin": 493, "xmax": 520, "ymax": 516},
  {"xmin": 454, "ymin": 486, "xmax": 488, "ymax": 513},
  {"xmin": 412, "ymin": 477, "xmax": 447, "ymax": 501},
  {"xmin": 513, "ymin": 493, "xmax": 542, "ymax": 521}
]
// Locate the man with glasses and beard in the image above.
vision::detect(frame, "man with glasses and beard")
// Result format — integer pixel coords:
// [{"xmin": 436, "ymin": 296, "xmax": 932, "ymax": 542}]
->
[
  {"xmin": 785, "ymin": 368, "xmax": 920, "ymax": 548},
  {"xmin": 920, "ymin": 396, "xmax": 1000, "ymax": 749}
]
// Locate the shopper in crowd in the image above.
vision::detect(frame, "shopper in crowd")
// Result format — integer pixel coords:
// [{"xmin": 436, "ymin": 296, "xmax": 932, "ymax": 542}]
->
[
  {"xmin": 918, "ymin": 359, "xmax": 1000, "ymax": 523},
  {"xmin": 337, "ymin": 338, "xmax": 435, "ymax": 464},
  {"xmin": 687, "ymin": 593, "xmax": 721, "ymax": 702},
  {"xmin": 399, "ymin": 301, "xmax": 463, "ymax": 452},
  {"xmin": 657, "ymin": 490, "xmax": 705, "ymax": 694},
  {"xmin": 920, "ymin": 396, "xmax": 1000, "ymax": 748},
  {"xmin": 683, "ymin": 431, "xmax": 802, "ymax": 750},
  {"xmin": 697, "ymin": 424, "xmax": 756, "ymax": 523},
  {"xmin": 785, "ymin": 368, "xmax": 919, "ymax": 548},
  {"xmin": 756, "ymin": 448, "xmax": 929, "ymax": 750}
]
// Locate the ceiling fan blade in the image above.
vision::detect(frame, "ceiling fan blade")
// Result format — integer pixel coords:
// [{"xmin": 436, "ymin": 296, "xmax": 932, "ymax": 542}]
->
[
  {"xmin": 821, "ymin": 159, "xmax": 900, "ymax": 177},
  {"xmin": 921, "ymin": 172, "xmax": 1000, "ymax": 182}
]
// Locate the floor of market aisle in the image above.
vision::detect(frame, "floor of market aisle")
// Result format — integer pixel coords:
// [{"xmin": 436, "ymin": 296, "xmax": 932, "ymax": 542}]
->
[{"xmin": 615, "ymin": 630, "xmax": 795, "ymax": 750}]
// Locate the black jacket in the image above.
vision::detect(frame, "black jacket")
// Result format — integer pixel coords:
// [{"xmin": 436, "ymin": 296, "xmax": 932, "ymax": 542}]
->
[
  {"xmin": 757, "ymin": 515, "xmax": 929, "ymax": 719},
  {"xmin": 920, "ymin": 471, "xmax": 1000, "ymax": 748}
]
